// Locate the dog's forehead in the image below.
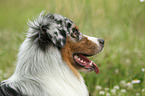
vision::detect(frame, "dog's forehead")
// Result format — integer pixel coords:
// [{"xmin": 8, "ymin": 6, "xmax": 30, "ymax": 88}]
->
[
  {"xmin": 52, "ymin": 14, "xmax": 73, "ymax": 25},
  {"xmin": 52, "ymin": 14, "xmax": 82, "ymax": 40}
]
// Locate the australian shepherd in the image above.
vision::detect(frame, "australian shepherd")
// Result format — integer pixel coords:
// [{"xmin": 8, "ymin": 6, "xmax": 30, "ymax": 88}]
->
[{"xmin": 0, "ymin": 12, "xmax": 104, "ymax": 96}]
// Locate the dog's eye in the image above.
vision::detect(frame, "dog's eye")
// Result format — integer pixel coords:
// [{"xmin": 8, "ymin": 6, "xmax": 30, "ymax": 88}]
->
[
  {"xmin": 73, "ymin": 28, "xmax": 80, "ymax": 35},
  {"xmin": 71, "ymin": 28, "xmax": 80, "ymax": 40}
]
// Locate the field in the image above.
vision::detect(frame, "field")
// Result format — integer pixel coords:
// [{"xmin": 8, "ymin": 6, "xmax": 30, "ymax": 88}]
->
[{"xmin": 0, "ymin": 0, "xmax": 145, "ymax": 95}]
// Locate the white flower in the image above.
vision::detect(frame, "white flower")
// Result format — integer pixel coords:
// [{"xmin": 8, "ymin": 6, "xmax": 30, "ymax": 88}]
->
[
  {"xmin": 95, "ymin": 85, "xmax": 102, "ymax": 90},
  {"xmin": 126, "ymin": 82, "xmax": 131, "ymax": 86},
  {"xmin": 111, "ymin": 89, "xmax": 116, "ymax": 95},
  {"xmin": 125, "ymin": 59, "xmax": 131, "ymax": 64},
  {"xmin": 119, "ymin": 80, "xmax": 126, "ymax": 87},
  {"xmin": 140, "ymin": 0, "xmax": 145, "ymax": 2},
  {"xmin": 106, "ymin": 93, "xmax": 110, "ymax": 96},
  {"xmin": 113, "ymin": 85, "xmax": 120, "ymax": 90},
  {"xmin": 141, "ymin": 68, "xmax": 145, "ymax": 72},
  {"xmin": 104, "ymin": 88, "xmax": 109, "ymax": 91},
  {"xmin": 142, "ymin": 89, "xmax": 145, "ymax": 92},
  {"xmin": 136, "ymin": 93, "xmax": 140, "ymax": 96},
  {"xmin": 132, "ymin": 79, "xmax": 141, "ymax": 84},
  {"xmin": 115, "ymin": 69, "xmax": 119, "ymax": 74},
  {"xmin": 120, "ymin": 89, "xmax": 126, "ymax": 93},
  {"xmin": 126, "ymin": 82, "xmax": 133, "ymax": 90},
  {"xmin": 99, "ymin": 91, "xmax": 105, "ymax": 95}
]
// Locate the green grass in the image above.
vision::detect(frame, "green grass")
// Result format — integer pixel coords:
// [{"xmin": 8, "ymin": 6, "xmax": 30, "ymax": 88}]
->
[{"xmin": 0, "ymin": 0, "xmax": 145, "ymax": 95}]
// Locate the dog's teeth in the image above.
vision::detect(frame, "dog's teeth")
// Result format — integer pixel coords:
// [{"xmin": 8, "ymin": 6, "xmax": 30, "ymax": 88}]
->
[
  {"xmin": 89, "ymin": 61, "xmax": 93, "ymax": 66},
  {"xmin": 74, "ymin": 55, "xmax": 78, "ymax": 58}
]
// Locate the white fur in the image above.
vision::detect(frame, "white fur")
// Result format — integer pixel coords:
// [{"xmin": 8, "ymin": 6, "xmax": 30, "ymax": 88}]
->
[
  {"xmin": 84, "ymin": 35, "xmax": 101, "ymax": 51},
  {"xmin": 4, "ymin": 37, "xmax": 89, "ymax": 96},
  {"xmin": 84, "ymin": 35, "xmax": 99, "ymax": 45}
]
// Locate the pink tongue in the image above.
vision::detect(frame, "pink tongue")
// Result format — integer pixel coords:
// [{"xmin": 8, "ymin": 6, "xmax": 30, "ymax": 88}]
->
[
  {"xmin": 92, "ymin": 62, "xmax": 99, "ymax": 74},
  {"xmin": 77, "ymin": 54, "xmax": 99, "ymax": 74}
]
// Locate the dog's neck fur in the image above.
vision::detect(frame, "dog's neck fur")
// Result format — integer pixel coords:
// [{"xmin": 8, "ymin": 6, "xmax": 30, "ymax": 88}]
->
[{"xmin": 5, "ymin": 38, "xmax": 89, "ymax": 96}]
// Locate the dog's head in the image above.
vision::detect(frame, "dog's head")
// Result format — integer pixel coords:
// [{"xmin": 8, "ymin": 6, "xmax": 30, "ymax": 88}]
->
[{"xmin": 28, "ymin": 12, "xmax": 104, "ymax": 74}]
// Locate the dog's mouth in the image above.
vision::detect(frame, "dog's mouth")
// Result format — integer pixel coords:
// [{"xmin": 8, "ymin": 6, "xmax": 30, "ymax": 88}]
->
[{"xmin": 73, "ymin": 53, "xmax": 99, "ymax": 74}]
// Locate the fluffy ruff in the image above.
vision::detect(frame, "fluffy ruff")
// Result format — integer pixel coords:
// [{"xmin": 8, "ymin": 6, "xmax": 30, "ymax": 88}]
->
[{"xmin": 0, "ymin": 12, "xmax": 104, "ymax": 96}]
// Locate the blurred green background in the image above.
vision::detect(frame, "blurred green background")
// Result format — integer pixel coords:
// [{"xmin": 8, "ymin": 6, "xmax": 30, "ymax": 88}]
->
[{"xmin": 0, "ymin": 0, "xmax": 145, "ymax": 95}]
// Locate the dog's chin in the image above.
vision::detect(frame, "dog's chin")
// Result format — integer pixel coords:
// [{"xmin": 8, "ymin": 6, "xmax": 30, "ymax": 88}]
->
[{"xmin": 79, "ymin": 68, "xmax": 94, "ymax": 73}]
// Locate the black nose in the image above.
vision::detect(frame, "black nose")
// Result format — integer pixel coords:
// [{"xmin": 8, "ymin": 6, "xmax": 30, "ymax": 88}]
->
[{"xmin": 98, "ymin": 39, "xmax": 105, "ymax": 45}]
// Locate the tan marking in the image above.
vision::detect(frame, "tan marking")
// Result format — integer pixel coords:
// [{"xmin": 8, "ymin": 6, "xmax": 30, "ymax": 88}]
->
[
  {"xmin": 60, "ymin": 36, "xmax": 99, "ymax": 79},
  {"xmin": 75, "ymin": 26, "xmax": 79, "ymax": 31},
  {"xmin": 61, "ymin": 40, "xmax": 80, "ymax": 79}
]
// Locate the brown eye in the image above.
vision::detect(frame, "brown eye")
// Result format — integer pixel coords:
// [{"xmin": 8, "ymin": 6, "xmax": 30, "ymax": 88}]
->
[
  {"xmin": 70, "ymin": 28, "xmax": 80, "ymax": 40},
  {"xmin": 72, "ymin": 28, "xmax": 79, "ymax": 36}
]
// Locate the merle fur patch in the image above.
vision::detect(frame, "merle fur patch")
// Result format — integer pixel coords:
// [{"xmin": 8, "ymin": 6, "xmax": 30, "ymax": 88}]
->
[
  {"xmin": 28, "ymin": 12, "xmax": 82, "ymax": 50},
  {"xmin": 0, "ymin": 82, "xmax": 22, "ymax": 96}
]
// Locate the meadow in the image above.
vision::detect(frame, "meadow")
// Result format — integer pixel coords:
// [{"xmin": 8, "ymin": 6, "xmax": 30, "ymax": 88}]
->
[{"xmin": 0, "ymin": 0, "xmax": 145, "ymax": 95}]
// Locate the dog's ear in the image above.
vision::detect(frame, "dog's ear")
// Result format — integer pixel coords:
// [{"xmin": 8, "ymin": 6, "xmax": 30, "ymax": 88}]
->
[
  {"xmin": 40, "ymin": 24, "xmax": 67, "ymax": 48},
  {"xmin": 28, "ymin": 12, "xmax": 67, "ymax": 49}
]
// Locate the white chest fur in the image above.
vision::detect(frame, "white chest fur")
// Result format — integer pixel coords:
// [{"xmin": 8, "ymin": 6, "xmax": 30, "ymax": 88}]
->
[{"xmin": 5, "ymin": 39, "xmax": 89, "ymax": 96}]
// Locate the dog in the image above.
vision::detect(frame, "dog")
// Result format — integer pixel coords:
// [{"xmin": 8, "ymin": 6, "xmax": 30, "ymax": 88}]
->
[{"xmin": 0, "ymin": 11, "xmax": 104, "ymax": 96}]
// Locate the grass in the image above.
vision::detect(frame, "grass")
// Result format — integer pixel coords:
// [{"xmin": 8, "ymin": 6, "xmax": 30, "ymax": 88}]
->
[{"xmin": 0, "ymin": 0, "xmax": 145, "ymax": 95}]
